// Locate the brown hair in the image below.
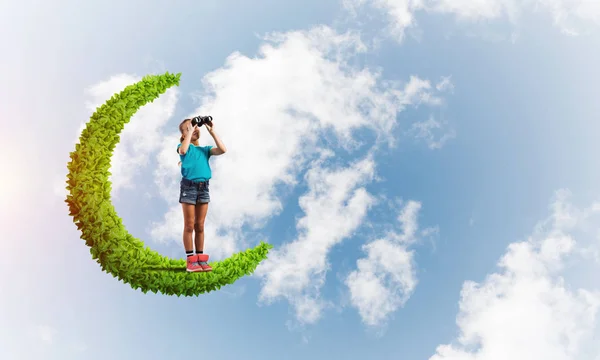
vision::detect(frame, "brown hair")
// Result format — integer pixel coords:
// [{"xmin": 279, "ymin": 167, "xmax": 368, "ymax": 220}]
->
[{"xmin": 179, "ymin": 118, "xmax": 191, "ymax": 143}]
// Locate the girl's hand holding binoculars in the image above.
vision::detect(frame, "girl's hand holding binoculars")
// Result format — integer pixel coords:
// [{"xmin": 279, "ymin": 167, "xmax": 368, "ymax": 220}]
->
[{"xmin": 187, "ymin": 123, "xmax": 198, "ymax": 135}]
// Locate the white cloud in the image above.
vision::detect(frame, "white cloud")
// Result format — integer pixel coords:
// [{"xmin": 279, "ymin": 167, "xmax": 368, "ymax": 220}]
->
[
  {"xmin": 537, "ymin": 0, "xmax": 600, "ymax": 35},
  {"xmin": 254, "ymin": 155, "xmax": 378, "ymax": 324},
  {"xmin": 345, "ymin": 200, "xmax": 437, "ymax": 328},
  {"xmin": 409, "ymin": 115, "xmax": 456, "ymax": 149},
  {"xmin": 343, "ymin": 0, "xmax": 426, "ymax": 41},
  {"xmin": 429, "ymin": 189, "xmax": 600, "ymax": 360},
  {"xmin": 53, "ymin": 73, "xmax": 179, "ymax": 200},
  {"xmin": 148, "ymin": 25, "xmax": 450, "ymax": 261},
  {"xmin": 436, "ymin": 76, "xmax": 455, "ymax": 93},
  {"xmin": 345, "ymin": 0, "xmax": 600, "ymax": 41},
  {"xmin": 429, "ymin": 0, "xmax": 520, "ymax": 21}
]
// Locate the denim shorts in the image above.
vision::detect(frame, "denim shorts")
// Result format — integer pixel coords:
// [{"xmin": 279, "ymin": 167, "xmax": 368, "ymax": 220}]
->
[{"xmin": 179, "ymin": 178, "xmax": 210, "ymax": 205}]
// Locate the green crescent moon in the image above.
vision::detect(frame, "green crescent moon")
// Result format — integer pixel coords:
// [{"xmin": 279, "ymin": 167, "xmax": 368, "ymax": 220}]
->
[{"xmin": 65, "ymin": 72, "xmax": 273, "ymax": 296}]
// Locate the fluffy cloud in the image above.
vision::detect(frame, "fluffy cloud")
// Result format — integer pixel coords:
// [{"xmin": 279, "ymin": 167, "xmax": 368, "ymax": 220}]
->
[
  {"xmin": 343, "ymin": 0, "xmax": 425, "ymax": 40},
  {"xmin": 429, "ymin": 189, "xmax": 600, "ymax": 360},
  {"xmin": 53, "ymin": 74, "xmax": 179, "ymax": 200},
  {"xmin": 255, "ymin": 155, "xmax": 378, "ymax": 324},
  {"xmin": 149, "ymin": 25, "xmax": 450, "ymax": 262},
  {"xmin": 345, "ymin": 0, "xmax": 600, "ymax": 41},
  {"xmin": 84, "ymin": 75, "xmax": 179, "ymax": 197},
  {"xmin": 345, "ymin": 200, "xmax": 437, "ymax": 327},
  {"xmin": 536, "ymin": 0, "xmax": 600, "ymax": 35},
  {"xmin": 427, "ymin": 0, "xmax": 520, "ymax": 21}
]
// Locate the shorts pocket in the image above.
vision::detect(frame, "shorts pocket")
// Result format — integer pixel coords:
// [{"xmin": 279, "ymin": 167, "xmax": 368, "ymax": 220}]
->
[{"xmin": 179, "ymin": 184, "xmax": 197, "ymax": 203}]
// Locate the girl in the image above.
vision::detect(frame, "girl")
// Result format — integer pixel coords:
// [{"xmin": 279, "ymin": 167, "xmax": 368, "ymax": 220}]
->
[{"xmin": 177, "ymin": 117, "xmax": 227, "ymax": 272}]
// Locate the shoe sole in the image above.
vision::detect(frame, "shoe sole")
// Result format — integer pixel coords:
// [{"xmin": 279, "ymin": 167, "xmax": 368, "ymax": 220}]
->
[
  {"xmin": 198, "ymin": 261, "xmax": 212, "ymax": 272},
  {"xmin": 186, "ymin": 267, "xmax": 205, "ymax": 272},
  {"xmin": 186, "ymin": 261, "xmax": 211, "ymax": 272}
]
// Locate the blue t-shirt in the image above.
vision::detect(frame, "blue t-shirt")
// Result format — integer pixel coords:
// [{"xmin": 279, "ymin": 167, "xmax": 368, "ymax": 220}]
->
[{"xmin": 177, "ymin": 143, "xmax": 213, "ymax": 181}]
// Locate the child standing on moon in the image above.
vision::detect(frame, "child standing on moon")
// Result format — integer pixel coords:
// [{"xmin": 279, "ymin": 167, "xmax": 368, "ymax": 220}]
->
[{"xmin": 177, "ymin": 116, "xmax": 227, "ymax": 272}]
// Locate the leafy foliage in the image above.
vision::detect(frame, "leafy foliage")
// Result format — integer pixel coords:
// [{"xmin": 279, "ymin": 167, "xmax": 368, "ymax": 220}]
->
[{"xmin": 65, "ymin": 72, "xmax": 273, "ymax": 296}]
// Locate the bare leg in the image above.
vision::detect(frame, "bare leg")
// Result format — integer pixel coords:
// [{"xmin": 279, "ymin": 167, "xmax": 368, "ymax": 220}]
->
[
  {"xmin": 194, "ymin": 202, "xmax": 209, "ymax": 252},
  {"xmin": 182, "ymin": 203, "xmax": 196, "ymax": 252}
]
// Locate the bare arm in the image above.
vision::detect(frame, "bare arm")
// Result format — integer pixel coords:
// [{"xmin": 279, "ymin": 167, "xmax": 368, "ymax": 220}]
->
[
  {"xmin": 211, "ymin": 131, "xmax": 227, "ymax": 152},
  {"xmin": 205, "ymin": 121, "xmax": 227, "ymax": 156},
  {"xmin": 179, "ymin": 124, "xmax": 197, "ymax": 155}
]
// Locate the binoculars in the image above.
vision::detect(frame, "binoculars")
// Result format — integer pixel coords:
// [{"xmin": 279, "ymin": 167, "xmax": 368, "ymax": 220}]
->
[{"xmin": 191, "ymin": 115, "xmax": 213, "ymax": 127}]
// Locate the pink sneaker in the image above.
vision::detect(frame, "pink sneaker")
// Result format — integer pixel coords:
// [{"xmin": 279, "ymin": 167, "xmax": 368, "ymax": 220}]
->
[
  {"xmin": 197, "ymin": 254, "xmax": 212, "ymax": 272},
  {"xmin": 186, "ymin": 255, "xmax": 203, "ymax": 272}
]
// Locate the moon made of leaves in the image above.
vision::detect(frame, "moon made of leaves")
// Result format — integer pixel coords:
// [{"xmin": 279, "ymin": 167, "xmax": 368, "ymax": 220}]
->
[{"xmin": 65, "ymin": 72, "xmax": 273, "ymax": 296}]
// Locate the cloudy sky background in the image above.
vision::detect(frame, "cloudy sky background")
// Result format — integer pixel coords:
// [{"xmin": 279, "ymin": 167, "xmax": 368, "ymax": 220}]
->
[{"xmin": 1, "ymin": 0, "xmax": 600, "ymax": 359}]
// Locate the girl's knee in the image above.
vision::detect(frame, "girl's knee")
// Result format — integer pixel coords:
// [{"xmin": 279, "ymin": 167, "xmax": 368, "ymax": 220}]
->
[{"xmin": 194, "ymin": 223, "xmax": 205, "ymax": 232}]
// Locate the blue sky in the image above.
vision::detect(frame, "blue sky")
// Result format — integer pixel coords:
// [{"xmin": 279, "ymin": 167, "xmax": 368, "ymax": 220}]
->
[{"xmin": 2, "ymin": 0, "xmax": 600, "ymax": 359}]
